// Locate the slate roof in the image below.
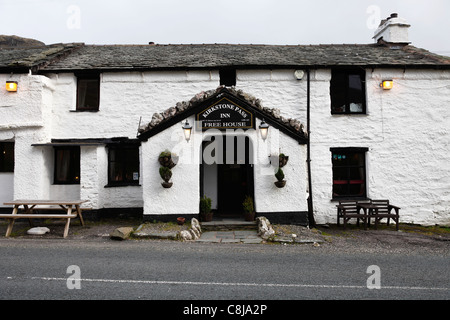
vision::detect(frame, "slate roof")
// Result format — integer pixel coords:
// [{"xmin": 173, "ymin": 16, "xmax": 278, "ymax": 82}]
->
[
  {"xmin": 1, "ymin": 42, "xmax": 449, "ymax": 74},
  {"xmin": 39, "ymin": 43, "xmax": 450, "ymax": 72},
  {"xmin": 0, "ymin": 43, "xmax": 82, "ymax": 72}
]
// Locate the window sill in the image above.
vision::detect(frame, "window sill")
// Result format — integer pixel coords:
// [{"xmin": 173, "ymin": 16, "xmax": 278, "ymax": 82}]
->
[
  {"xmin": 70, "ymin": 109, "xmax": 99, "ymax": 112},
  {"xmin": 331, "ymin": 112, "xmax": 367, "ymax": 116},
  {"xmin": 104, "ymin": 183, "xmax": 141, "ymax": 188},
  {"xmin": 331, "ymin": 197, "xmax": 370, "ymax": 202},
  {"xmin": 53, "ymin": 182, "xmax": 80, "ymax": 185}
]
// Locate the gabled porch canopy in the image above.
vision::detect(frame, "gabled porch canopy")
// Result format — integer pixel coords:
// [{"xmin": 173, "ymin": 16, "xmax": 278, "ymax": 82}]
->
[{"xmin": 137, "ymin": 86, "xmax": 307, "ymax": 144}]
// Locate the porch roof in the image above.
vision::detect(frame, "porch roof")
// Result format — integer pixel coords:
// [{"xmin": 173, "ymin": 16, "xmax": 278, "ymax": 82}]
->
[{"xmin": 137, "ymin": 86, "xmax": 308, "ymax": 144}]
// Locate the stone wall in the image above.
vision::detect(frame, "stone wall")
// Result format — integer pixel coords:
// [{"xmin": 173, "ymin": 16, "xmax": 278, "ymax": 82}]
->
[
  {"xmin": 310, "ymin": 69, "xmax": 450, "ymax": 226},
  {"xmin": 2, "ymin": 68, "xmax": 449, "ymax": 225}
]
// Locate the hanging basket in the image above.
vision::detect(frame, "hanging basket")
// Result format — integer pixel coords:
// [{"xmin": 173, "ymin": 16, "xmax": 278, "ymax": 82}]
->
[
  {"xmin": 274, "ymin": 180, "xmax": 286, "ymax": 188},
  {"xmin": 161, "ymin": 181, "xmax": 173, "ymax": 188}
]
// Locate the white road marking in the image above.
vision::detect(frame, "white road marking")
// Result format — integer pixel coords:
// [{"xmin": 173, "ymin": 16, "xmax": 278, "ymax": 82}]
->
[{"xmin": 12, "ymin": 276, "xmax": 448, "ymax": 291}]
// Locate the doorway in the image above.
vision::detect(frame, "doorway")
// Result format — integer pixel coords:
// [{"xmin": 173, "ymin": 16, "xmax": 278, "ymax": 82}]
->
[{"xmin": 201, "ymin": 135, "xmax": 254, "ymax": 217}]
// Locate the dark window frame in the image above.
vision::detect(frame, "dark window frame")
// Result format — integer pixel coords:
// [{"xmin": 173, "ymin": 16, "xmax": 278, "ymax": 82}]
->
[
  {"xmin": 76, "ymin": 73, "xmax": 100, "ymax": 111},
  {"xmin": 0, "ymin": 142, "xmax": 14, "ymax": 173},
  {"xmin": 106, "ymin": 144, "xmax": 140, "ymax": 187},
  {"xmin": 330, "ymin": 69, "xmax": 367, "ymax": 115},
  {"xmin": 331, "ymin": 147, "xmax": 368, "ymax": 200},
  {"xmin": 219, "ymin": 69, "xmax": 236, "ymax": 87},
  {"xmin": 54, "ymin": 146, "xmax": 80, "ymax": 185}
]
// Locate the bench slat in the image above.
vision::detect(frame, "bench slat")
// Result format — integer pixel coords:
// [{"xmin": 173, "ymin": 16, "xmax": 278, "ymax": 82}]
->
[{"xmin": 0, "ymin": 214, "xmax": 77, "ymax": 219}]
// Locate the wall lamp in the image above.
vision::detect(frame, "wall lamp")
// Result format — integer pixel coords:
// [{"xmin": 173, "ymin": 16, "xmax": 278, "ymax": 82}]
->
[
  {"xmin": 182, "ymin": 119, "xmax": 192, "ymax": 142},
  {"xmin": 380, "ymin": 80, "xmax": 393, "ymax": 90},
  {"xmin": 6, "ymin": 81, "xmax": 18, "ymax": 92},
  {"xmin": 259, "ymin": 119, "xmax": 269, "ymax": 141}
]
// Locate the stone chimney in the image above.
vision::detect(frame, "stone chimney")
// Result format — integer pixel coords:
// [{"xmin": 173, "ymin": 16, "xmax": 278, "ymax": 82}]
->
[{"xmin": 373, "ymin": 13, "xmax": 411, "ymax": 45}]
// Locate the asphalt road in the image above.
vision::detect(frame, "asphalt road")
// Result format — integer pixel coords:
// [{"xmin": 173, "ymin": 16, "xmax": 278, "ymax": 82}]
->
[{"xmin": 0, "ymin": 238, "xmax": 449, "ymax": 305}]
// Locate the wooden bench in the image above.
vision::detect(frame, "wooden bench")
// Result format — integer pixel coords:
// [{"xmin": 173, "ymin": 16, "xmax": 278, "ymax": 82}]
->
[
  {"xmin": 0, "ymin": 200, "xmax": 87, "ymax": 238},
  {"xmin": 337, "ymin": 199, "xmax": 401, "ymax": 230},
  {"xmin": 336, "ymin": 200, "xmax": 371, "ymax": 230},
  {"xmin": 367, "ymin": 200, "xmax": 401, "ymax": 231}
]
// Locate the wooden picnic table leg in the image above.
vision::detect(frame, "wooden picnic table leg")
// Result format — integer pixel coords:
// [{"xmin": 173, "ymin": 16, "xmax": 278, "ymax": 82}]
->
[
  {"xmin": 374, "ymin": 208, "xmax": 379, "ymax": 229},
  {"xmin": 364, "ymin": 207, "xmax": 368, "ymax": 230},
  {"xmin": 5, "ymin": 205, "xmax": 19, "ymax": 237},
  {"xmin": 24, "ymin": 205, "xmax": 37, "ymax": 227},
  {"xmin": 361, "ymin": 207, "xmax": 368, "ymax": 230},
  {"xmin": 75, "ymin": 205, "xmax": 85, "ymax": 226},
  {"xmin": 63, "ymin": 205, "xmax": 73, "ymax": 238}
]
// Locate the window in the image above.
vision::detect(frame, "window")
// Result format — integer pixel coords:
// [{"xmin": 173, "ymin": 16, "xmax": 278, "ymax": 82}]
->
[
  {"xmin": 108, "ymin": 145, "xmax": 140, "ymax": 186},
  {"xmin": 0, "ymin": 142, "xmax": 14, "ymax": 172},
  {"xmin": 219, "ymin": 69, "xmax": 236, "ymax": 87},
  {"xmin": 330, "ymin": 69, "xmax": 366, "ymax": 114},
  {"xmin": 331, "ymin": 147, "xmax": 368, "ymax": 198},
  {"xmin": 54, "ymin": 146, "xmax": 80, "ymax": 184},
  {"xmin": 76, "ymin": 74, "xmax": 100, "ymax": 111}
]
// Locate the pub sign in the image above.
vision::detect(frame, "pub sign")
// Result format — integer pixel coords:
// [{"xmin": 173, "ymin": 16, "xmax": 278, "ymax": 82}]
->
[{"xmin": 196, "ymin": 97, "xmax": 254, "ymax": 130}]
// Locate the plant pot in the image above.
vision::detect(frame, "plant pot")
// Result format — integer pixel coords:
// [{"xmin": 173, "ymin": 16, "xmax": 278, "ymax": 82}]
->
[
  {"xmin": 161, "ymin": 181, "xmax": 173, "ymax": 188},
  {"xmin": 274, "ymin": 180, "xmax": 286, "ymax": 188},
  {"xmin": 201, "ymin": 212, "xmax": 213, "ymax": 222},
  {"xmin": 244, "ymin": 211, "xmax": 255, "ymax": 221},
  {"xmin": 177, "ymin": 217, "xmax": 185, "ymax": 225}
]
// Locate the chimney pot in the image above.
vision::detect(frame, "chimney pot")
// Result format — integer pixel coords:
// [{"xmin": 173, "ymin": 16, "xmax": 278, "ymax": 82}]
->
[{"xmin": 373, "ymin": 13, "xmax": 410, "ymax": 45}]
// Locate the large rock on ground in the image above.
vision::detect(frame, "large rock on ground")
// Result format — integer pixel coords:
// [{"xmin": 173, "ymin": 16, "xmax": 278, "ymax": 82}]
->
[
  {"xmin": 256, "ymin": 216, "xmax": 275, "ymax": 240},
  {"xmin": 110, "ymin": 227, "xmax": 134, "ymax": 240}
]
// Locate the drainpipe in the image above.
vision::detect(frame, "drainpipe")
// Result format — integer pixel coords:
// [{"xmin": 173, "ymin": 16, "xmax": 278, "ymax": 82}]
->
[{"xmin": 306, "ymin": 69, "xmax": 316, "ymax": 227}]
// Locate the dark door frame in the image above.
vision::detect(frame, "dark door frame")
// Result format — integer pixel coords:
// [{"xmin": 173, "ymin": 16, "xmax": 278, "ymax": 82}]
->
[{"xmin": 200, "ymin": 135, "xmax": 254, "ymax": 216}]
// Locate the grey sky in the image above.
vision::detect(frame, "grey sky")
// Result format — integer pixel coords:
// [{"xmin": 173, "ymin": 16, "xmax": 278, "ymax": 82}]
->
[{"xmin": 0, "ymin": 0, "xmax": 449, "ymax": 55}]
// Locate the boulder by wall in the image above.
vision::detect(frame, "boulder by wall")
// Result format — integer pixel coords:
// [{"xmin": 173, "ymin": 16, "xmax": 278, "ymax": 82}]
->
[
  {"xmin": 110, "ymin": 227, "xmax": 134, "ymax": 240},
  {"xmin": 179, "ymin": 218, "xmax": 202, "ymax": 241},
  {"xmin": 256, "ymin": 216, "xmax": 275, "ymax": 240}
]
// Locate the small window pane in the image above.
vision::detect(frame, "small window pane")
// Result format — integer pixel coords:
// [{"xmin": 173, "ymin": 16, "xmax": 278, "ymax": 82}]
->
[
  {"xmin": 331, "ymin": 70, "xmax": 366, "ymax": 114},
  {"xmin": 330, "ymin": 72, "xmax": 347, "ymax": 113},
  {"xmin": 348, "ymin": 74, "xmax": 364, "ymax": 112},
  {"xmin": 77, "ymin": 77, "xmax": 99, "ymax": 111},
  {"xmin": 220, "ymin": 69, "xmax": 236, "ymax": 87},
  {"xmin": 54, "ymin": 147, "xmax": 80, "ymax": 184},
  {"xmin": 108, "ymin": 146, "xmax": 139, "ymax": 185},
  {"xmin": 0, "ymin": 142, "xmax": 14, "ymax": 172},
  {"xmin": 332, "ymin": 149, "xmax": 366, "ymax": 198}
]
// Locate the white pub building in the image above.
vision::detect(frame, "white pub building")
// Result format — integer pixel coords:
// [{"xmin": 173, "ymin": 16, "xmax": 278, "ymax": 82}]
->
[{"xmin": 1, "ymin": 14, "xmax": 449, "ymax": 226}]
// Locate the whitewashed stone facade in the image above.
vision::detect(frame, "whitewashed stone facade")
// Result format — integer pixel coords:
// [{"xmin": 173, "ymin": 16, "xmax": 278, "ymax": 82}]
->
[{"xmin": 1, "ymin": 16, "xmax": 449, "ymax": 226}]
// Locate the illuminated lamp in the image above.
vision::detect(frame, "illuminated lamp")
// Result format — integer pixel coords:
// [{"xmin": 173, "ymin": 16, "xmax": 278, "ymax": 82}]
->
[
  {"xmin": 380, "ymin": 80, "xmax": 393, "ymax": 90},
  {"xmin": 182, "ymin": 119, "xmax": 192, "ymax": 142},
  {"xmin": 6, "ymin": 81, "xmax": 18, "ymax": 92},
  {"xmin": 259, "ymin": 119, "xmax": 269, "ymax": 141}
]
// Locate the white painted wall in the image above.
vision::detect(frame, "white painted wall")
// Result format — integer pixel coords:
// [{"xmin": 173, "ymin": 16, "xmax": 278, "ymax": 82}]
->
[
  {"xmin": 310, "ymin": 69, "xmax": 450, "ymax": 226},
  {"xmin": 0, "ymin": 173, "xmax": 14, "ymax": 207},
  {"xmin": 141, "ymin": 115, "xmax": 200, "ymax": 216},
  {"xmin": 0, "ymin": 73, "xmax": 54, "ymax": 206},
  {"xmin": 141, "ymin": 116, "xmax": 308, "ymax": 216},
  {"xmin": 1, "ymin": 67, "xmax": 449, "ymax": 225}
]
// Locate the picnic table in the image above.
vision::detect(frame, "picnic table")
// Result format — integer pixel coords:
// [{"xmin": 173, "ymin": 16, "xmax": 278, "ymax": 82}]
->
[
  {"xmin": 337, "ymin": 199, "xmax": 400, "ymax": 230},
  {"xmin": 358, "ymin": 200, "xmax": 400, "ymax": 231},
  {"xmin": 0, "ymin": 200, "xmax": 87, "ymax": 238}
]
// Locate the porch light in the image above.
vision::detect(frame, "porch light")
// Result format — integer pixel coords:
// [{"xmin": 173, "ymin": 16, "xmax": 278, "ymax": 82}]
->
[
  {"xmin": 259, "ymin": 119, "xmax": 269, "ymax": 141},
  {"xmin": 6, "ymin": 81, "xmax": 18, "ymax": 92},
  {"xmin": 380, "ymin": 80, "xmax": 393, "ymax": 90},
  {"xmin": 182, "ymin": 119, "xmax": 192, "ymax": 142}
]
